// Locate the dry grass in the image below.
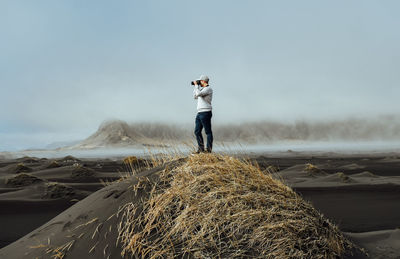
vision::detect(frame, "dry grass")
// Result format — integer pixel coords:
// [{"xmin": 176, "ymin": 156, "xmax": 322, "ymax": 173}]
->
[
  {"xmin": 70, "ymin": 165, "xmax": 95, "ymax": 179},
  {"xmin": 45, "ymin": 239, "xmax": 75, "ymax": 259},
  {"xmin": 43, "ymin": 182, "xmax": 76, "ymax": 199},
  {"xmin": 47, "ymin": 160, "xmax": 61, "ymax": 169},
  {"xmin": 14, "ymin": 162, "xmax": 32, "ymax": 173},
  {"xmin": 336, "ymin": 172, "xmax": 352, "ymax": 183},
  {"xmin": 122, "ymin": 155, "xmax": 149, "ymax": 177},
  {"xmin": 304, "ymin": 163, "xmax": 326, "ymax": 176},
  {"xmin": 117, "ymin": 153, "xmax": 355, "ymax": 258},
  {"xmin": 5, "ymin": 173, "xmax": 43, "ymax": 187},
  {"xmin": 120, "ymin": 143, "xmax": 189, "ymax": 179}
]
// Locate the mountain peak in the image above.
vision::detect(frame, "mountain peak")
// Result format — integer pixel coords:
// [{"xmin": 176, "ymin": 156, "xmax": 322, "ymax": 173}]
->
[{"xmin": 76, "ymin": 120, "xmax": 144, "ymax": 148}]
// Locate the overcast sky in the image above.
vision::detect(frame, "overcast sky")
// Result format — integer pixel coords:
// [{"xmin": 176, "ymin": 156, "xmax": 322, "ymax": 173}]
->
[{"xmin": 1, "ymin": 1, "xmax": 399, "ymax": 151}]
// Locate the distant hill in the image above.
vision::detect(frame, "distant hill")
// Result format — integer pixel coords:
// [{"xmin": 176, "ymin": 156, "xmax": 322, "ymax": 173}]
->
[
  {"xmin": 63, "ymin": 115, "xmax": 400, "ymax": 149},
  {"xmin": 69, "ymin": 120, "xmax": 190, "ymax": 149}
]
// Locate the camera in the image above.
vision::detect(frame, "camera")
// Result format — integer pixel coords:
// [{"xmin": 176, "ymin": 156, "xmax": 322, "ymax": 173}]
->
[{"xmin": 191, "ymin": 80, "xmax": 201, "ymax": 86}]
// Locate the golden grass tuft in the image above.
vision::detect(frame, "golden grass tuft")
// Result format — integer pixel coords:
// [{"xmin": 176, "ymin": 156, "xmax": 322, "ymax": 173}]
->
[
  {"xmin": 122, "ymin": 155, "xmax": 149, "ymax": 176},
  {"xmin": 117, "ymin": 153, "xmax": 355, "ymax": 258},
  {"xmin": 70, "ymin": 165, "xmax": 95, "ymax": 179},
  {"xmin": 14, "ymin": 162, "xmax": 32, "ymax": 173},
  {"xmin": 304, "ymin": 163, "xmax": 326, "ymax": 176},
  {"xmin": 43, "ymin": 182, "xmax": 76, "ymax": 199},
  {"xmin": 5, "ymin": 173, "xmax": 43, "ymax": 187},
  {"xmin": 123, "ymin": 156, "xmax": 139, "ymax": 165},
  {"xmin": 47, "ymin": 160, "xmax": 61, "ymax": 169},
  {"xmin": 337, "ymin": 172, "xmax": 351, "ymax": 183}
]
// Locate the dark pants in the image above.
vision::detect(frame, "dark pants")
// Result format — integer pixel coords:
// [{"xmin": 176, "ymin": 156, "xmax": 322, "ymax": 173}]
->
[{"xmin": 194, "ymin": 111, "xmax": 213, "ymax": 152}]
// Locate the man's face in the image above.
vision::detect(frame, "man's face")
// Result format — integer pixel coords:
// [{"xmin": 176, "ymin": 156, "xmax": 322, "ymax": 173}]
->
[{"xmin": 200, "ymin": 80, "xmax": 208, "ymax": 87}]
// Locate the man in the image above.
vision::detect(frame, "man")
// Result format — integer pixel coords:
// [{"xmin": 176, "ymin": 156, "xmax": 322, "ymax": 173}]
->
[{"xmin": 192, "ymin": 75, "xmax": 213, "ymax": 153}]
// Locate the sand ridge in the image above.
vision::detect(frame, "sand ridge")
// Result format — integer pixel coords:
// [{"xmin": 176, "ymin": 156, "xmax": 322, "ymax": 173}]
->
[{"xmin": 0, "ymin": 153, "xmax": 399, "ymax": 258}]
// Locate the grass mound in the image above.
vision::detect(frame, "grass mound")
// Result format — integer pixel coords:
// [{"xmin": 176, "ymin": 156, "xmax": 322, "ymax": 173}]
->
[
  {"xmin": 43, "ymin": 182, "xmax": 75, "ymax": 199},
  {"xmin": 304, "ymin": 163, "xmax": 327, "ymax": 176},
  {"xmin": 71, "ymin": 165, "xmax": 95, "ymax": 179},
  {"xmin": 14, "ymin": 163, "xmax": 32, "ymax": 173},
  {"xmin": 6, "ymin": 173, "xmax": 43, "ymax": 187},
  {"xmin": 118, "ymin": 153, "xmax": 354, "ymax": 258},
  {"xmin": 17, "ymin": 156, "xmax": 39, "ymax": 163},
  {"xmin": 336, "ymin": 172, "xmax": 353, "ymax": 183},
  {"xmin": 46, "ymin": 160, "xmax": 61, "ymax": 169}
]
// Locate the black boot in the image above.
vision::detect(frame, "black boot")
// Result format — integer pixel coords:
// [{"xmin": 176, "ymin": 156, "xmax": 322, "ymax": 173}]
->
[{"xmin": 192, "ymin": 148, "xmax": 205, "ymax": 155}]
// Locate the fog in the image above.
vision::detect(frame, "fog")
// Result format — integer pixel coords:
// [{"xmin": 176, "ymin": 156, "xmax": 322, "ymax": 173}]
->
[
  {"xmin": 1, "ymin": 1, "xmax": 400, "ymax": 151},
  {"xmin": 2, "ymin": 114, "xmax": 399, "ymax": 154},
  {"xmin": 214, "ymin": 115, "xmax": 400, "ymax": 143},
  {"xmin": 97, "ymin": 115, "xmax": 400, "ymax": 144}
]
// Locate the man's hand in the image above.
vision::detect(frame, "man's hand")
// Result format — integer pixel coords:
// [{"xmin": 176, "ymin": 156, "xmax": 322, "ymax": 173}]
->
[{"xmin": 193, "ymin": 80, "xmax": 198, "ymax": 86}]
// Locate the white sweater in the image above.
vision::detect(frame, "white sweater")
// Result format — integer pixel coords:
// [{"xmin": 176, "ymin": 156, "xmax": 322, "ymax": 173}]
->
[{"xmin": 193, "ymin": 85, "xmax": 213, "ymax": 112}]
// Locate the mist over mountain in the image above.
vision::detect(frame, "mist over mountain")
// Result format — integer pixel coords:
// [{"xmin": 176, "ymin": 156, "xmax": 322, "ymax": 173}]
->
[
  {"xmin": 217, "ymin": 115, "xmax": 400, "ymax": 143},
  {"xmin": 71, "ymin": 120, "xmax": 189, "ymax": 149},
  {"xmin": 68, "ymin": 115, "xmax": 400, "ymax": 149}
]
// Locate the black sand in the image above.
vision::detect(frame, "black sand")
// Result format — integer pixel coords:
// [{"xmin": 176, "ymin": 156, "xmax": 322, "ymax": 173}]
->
[{"xmin": 0, "ymin": 152, "xmax": 399, "ymax": 258}]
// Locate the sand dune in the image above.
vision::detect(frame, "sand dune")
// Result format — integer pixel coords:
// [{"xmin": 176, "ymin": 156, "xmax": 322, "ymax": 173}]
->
[
  {"xmin": 339, "ymin": 163, "xmax": 366, "ymax": 170},
  {"xmin": 0, "ymin": 157, "xmax": 126, "ymax": 248},
  {"xmin": 0, "ymin": 159, "xmax": 186, "ymax": 258},
  {"xmin": 0, "ymin": 152, "xmax": 399, "ymax": 258},
  {"xmin": 0, "ymin": 155, "xmax": 360, "ymax": 258},
  {"xmin": 345, "ymin": 229, "xmax": 400, "ymax": 259},
  {"xmin": 275, "ymin": 161, "xmax": 400, "ymax": 188}
]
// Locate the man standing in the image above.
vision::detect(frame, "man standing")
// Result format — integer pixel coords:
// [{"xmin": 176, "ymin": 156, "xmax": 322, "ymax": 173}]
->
[{"xmin": 192, "ymin": 75, "xmax": 213, "ymax": 153}]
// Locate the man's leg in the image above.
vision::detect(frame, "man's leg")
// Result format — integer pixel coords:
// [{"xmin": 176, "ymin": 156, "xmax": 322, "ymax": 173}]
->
[
  {"xmin": 194, "ymin": 113, "xmax": 205, "ymax": 152},
  {"xmin": 201, "ymin": 111, "xmax": 213, "ymax": 152}
]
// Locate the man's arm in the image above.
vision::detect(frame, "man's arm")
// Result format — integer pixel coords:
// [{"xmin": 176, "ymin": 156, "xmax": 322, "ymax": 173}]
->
[
  {"xmin": 194, "ymin": 86, "xmax": 212, "ymax": 98},
  {"xmin": 193, "ymin": 85, "xmax": 199, "ymax": 99}
]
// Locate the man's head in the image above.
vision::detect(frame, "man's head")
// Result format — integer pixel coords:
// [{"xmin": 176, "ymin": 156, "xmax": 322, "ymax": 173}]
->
[{"xmin": 198, "ymin": 75, "xmax": 209, "ymax": 87}]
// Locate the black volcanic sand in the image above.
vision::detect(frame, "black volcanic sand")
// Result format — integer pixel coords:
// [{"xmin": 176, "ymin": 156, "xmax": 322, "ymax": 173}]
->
[
  {"xmin": 249, "ymin": 152, "xmax": 400, "ymax": 259},
  {"xmin": 250, "ymin": 153, "xmax": 400, "ymax": 232},
  {"xmin": 0, "ymin": 160, "xmax": 186, "ymax": 259},
  {"xmin": 0, "ymin": 156, "xmax": 142, "ymax": 249},
  {"xmin": 0, "ymin": 152, "xmax": 399, "ymax": 258}
]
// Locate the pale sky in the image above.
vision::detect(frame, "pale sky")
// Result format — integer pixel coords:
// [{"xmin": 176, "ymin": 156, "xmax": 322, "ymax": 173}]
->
[{"xmin": 1, "ymin": 1, "xmax": 399, "ymax": 150}]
